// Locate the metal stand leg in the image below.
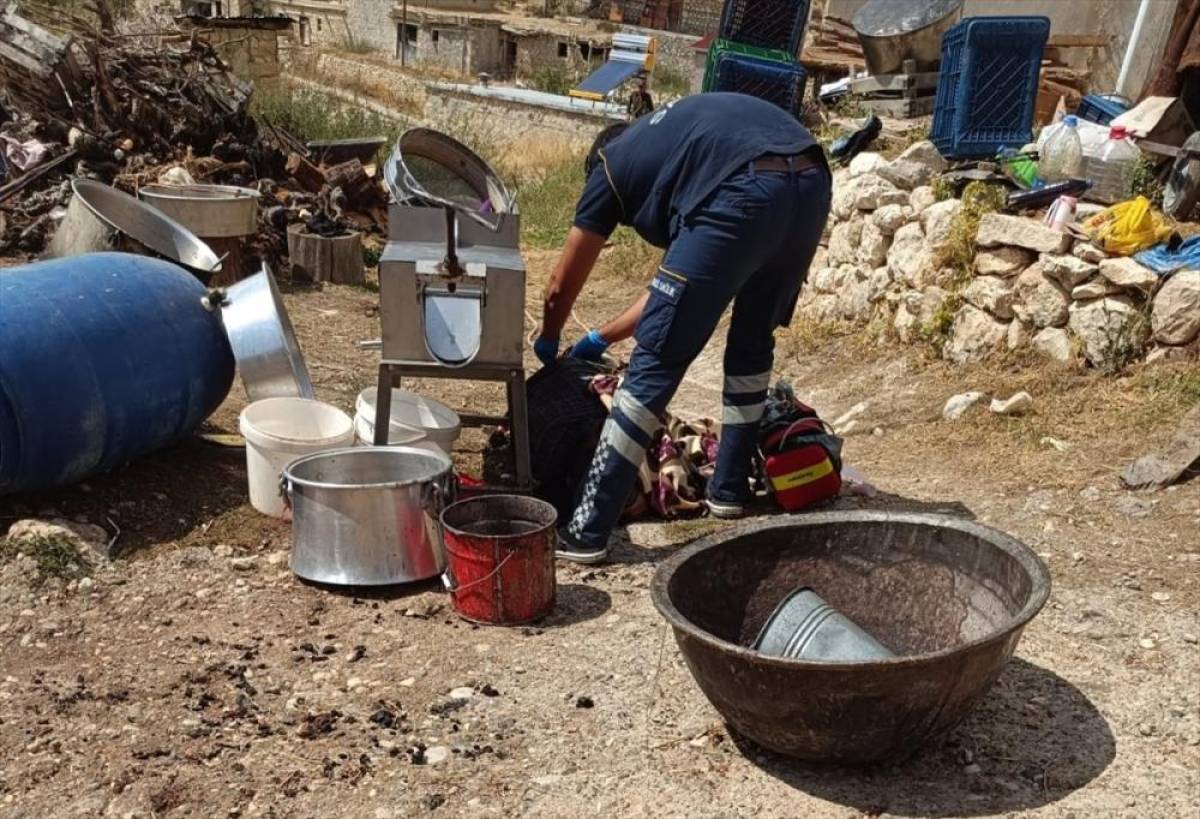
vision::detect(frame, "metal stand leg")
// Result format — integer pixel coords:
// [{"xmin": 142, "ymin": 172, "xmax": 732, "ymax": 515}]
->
[
  {"xmin": 373, "ymin": 365, "xmax": 394, "ymax": 446},
  {"xmin": 507, "ymin": 368, "xmax": 531, "ymax": 489}
]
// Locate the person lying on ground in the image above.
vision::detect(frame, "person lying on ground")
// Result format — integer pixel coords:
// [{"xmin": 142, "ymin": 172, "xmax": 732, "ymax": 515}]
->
[{"xmin": 534, "ymin": 92, "xmax": 832, "ymax": 564}]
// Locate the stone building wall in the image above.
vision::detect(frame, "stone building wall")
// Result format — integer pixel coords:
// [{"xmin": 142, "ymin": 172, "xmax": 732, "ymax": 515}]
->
[
  {"xmin": 178, "ymin": 21, "xmax": 284, "ymax": 82},
  {"xmin": 795, "ymin": 144, "xmax": 1200, "ymax": 371},
  {"xmin": 268, "ymin": 0, "xmax": 346, "ymax": 48}
]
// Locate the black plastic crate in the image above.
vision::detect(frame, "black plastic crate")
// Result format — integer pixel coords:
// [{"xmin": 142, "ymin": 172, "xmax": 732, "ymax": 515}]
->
[
  {"xmin": 710, "ymin": 52, "xmax": 807, "ymax": 119},
  {"xmin": 719, "ymin": 0, "xmax": 812, "ymax": 55}
]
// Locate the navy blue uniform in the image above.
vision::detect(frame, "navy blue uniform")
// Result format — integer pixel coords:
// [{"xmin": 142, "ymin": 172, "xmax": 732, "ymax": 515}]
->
[{"xmin": 565, "ymin": 93, "xmax": 831, "ymax": 551}]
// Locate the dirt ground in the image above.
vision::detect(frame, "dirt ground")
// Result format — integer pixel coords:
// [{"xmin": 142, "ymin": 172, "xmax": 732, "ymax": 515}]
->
[{"xmin": 1, "ymin": 248, "xmax": 1198, "ymax": 818}]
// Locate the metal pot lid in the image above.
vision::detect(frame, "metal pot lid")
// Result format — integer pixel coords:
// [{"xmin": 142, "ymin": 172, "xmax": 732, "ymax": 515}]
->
[
  {"xmin": 213, "ymin": 264, "xmax": 315, "ymax": 401},
  {"xmin": 69, "ymin": 178, "xmax": 223, "ymax": 275},
  {"xmin": 853, "ymin": 0, "xmax": 963, "ymax": 38}
]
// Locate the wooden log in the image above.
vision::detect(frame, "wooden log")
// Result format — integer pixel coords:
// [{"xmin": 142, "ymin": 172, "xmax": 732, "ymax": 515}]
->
[
  {"xmin": 1047, "ymin": 34, "xmax": 1113, "ymax": 48},
  {"xmin": 286, "ymin": 152, "xmax": 325, "ymax": 193},
  {"xmin": 287, "ymin": 225, "xmax": 364, "ymax": 285}
]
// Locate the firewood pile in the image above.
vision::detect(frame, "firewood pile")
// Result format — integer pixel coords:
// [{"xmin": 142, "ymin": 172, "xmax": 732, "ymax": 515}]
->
[{"xmin": 0, "ymin": 1, "xmax": 386, "ymax": 268}]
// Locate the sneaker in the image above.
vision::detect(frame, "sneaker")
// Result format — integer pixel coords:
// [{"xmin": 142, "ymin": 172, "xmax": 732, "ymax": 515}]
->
[
  {"xmin": 555, "ymin": 530, "xmax": 608, "ymax": 564},
  {"xmin": 705, "ymin": 497, "xmax": 748, "ymax": 520}
]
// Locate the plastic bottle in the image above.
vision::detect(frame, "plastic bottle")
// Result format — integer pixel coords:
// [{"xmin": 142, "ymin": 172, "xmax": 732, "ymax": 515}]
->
[
  {"xmin": 1087, "ymin": 125, "xmax": 1141, "ymax": 204},
  {"xmin": 1039, "ymin": 115, "xmax": 1084, "ymax": 183}
]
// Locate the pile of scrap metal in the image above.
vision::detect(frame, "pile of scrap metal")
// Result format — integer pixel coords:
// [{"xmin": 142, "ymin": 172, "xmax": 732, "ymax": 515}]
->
[{"xmin": 0, "ymin": 1, "xmax": 386, "ymax": 268}]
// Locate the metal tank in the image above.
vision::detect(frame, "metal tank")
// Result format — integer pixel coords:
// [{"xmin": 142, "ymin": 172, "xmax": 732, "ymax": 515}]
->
[
  {"xmin": 853, "ymin": 0, "xmax": 964, "ymax": 76},
  {"xmin": 0, "ymin": 253, "xmax": 234, "ymax": 494}
]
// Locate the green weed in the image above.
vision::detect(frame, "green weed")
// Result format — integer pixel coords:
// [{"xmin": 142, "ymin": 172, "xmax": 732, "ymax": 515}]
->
[
  {"xmin": 252, "ymin": 86, "xmax": 406, "ymax": 144},
  {"xmin": 518, "ymin": 155, "xmax": 586, "ymax": 250},
  {"xmin": 0, "ymin": 534, "xmax": 94, "ymax": 585}
]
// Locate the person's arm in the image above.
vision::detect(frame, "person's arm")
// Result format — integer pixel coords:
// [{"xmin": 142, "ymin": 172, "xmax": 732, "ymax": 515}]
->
[
  {"xmin": 597, "ymin": 291, "xmax": 649, "ymax": 344},
  {"xmin": 540, "ymin": 226, "xmax": 607, "ymax": 342}
]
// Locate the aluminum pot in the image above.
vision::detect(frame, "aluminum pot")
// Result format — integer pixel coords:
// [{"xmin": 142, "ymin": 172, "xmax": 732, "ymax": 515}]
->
[
  {"xmin": 853, "ymin": 0, "xmax": 963, "ymax": 76},
  {"xmin": 283, "ymin": 446, "xmax": 456, "ymax": 585},
  {"xmin": 139, "ymin": 183, "xmax": 259, "ymax": 239}
]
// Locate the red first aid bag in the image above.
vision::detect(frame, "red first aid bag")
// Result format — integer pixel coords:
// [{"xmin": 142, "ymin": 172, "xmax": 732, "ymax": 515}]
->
[{"xmin": 760, "ymin": 410, "xmax": 842, "ymax": 512}]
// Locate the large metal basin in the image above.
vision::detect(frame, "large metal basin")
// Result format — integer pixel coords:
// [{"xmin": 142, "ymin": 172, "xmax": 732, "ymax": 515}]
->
[
  {"xmin": 650, "ymin": 511, "xmax": 1050, "ymax": 764},
  {"xmin": 139, "ymin": 183, "xmax": 259, "ymax": 238},
  {"xmin": 210, "ymin": 265, "xmax": 315, "ymax": 402},
  {"xmin": 853, "ymin": 0, "xmax": 963, "ymax": 76},
  {"xmin": 283, "ymin": 446, "xmax": 455, "ymax": 586},
  {"xmin": 45, "ymin": 178, "xmax": 222, "ymax": 281}
]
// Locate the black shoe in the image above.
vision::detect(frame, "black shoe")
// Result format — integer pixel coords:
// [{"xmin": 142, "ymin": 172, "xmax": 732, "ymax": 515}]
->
[
  {"xmin": 705, "ymin": 497, "xmax": 749, "ymax": 520},
  {"xmin": 555, "ymin": 529, "xmax": 609, "ymax": 564}
]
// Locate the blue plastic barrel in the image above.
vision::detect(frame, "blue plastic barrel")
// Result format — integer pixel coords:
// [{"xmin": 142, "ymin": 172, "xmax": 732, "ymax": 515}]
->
[{"xmin": 0, "ymin": 253, "xmax": 235, "ymax": 494}]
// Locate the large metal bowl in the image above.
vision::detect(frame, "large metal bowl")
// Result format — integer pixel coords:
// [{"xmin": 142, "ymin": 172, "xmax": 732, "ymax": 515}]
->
[
  {"xmin": 211, "ymin": 265, "xmax": 315, "ymax": 402},
  {"xmin": 139, "ymin": 183, "xmax": 259, "ymax": 239},
  {"xmin": 650, "ymin": 511, "xmax": 1050, "ymax": 764},
  {"xmin": 853, "ymin": 0, "xmax": 963, "ymax": 76},
  {"xmin": 45, "ymin": 178, "xmax": 223, "ymax": 281}
]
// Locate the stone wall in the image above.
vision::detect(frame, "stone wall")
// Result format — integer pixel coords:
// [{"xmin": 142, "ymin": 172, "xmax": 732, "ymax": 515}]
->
[
  {"xmin": 424, "ymin": 84, "xmax": 621, "ymax": 142},
  {"xmin": 796, "ymin": 143, "xmax": 1199, "ymax": 370},
  {"xmin": 268, "ymin": 1, "xmax": 346, "ymax": 48},
  {"xmin": 314, "ymin": 52, "xmax": 429, "ymax": 107},
  {"xmin": 512, "ymin": 32, "xmax": 605, "ymax": 80},
  {"xmin": 178, "ymin": 21, "xmax": 283, "ymax": 82}
]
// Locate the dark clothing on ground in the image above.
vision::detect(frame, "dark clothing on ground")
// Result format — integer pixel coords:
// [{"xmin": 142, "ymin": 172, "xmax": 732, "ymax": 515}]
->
[{"xmin": 627, "ymin": 89, "xmax": 654, "ymax": 119}]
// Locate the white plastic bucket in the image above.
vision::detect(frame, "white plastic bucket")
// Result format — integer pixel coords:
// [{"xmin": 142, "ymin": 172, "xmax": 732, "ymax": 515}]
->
[
  {"xmin": 353, "ymin": 413, "xmax": 426, "ymax": 447},
  {"xmin": 354, "ymin": 388, "xmax": 461, "ymax": 455},
  {"xmin": 239, "ymin": 397, "xmax": 355, "ymax": 516}
]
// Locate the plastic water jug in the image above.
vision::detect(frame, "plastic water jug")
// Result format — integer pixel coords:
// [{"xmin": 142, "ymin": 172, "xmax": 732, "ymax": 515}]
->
[
  {"xmin": 1039, "ymin": 115, "xmax": 1084, "ymax": 183},
  {"xmin": 1086, "ymin": 125, "xmax": 1141, "ymax": 204}
]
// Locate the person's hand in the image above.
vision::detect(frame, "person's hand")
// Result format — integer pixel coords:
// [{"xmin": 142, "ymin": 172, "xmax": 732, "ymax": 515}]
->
[
  {"xmin": 533, "ymin": 336, "xmax": 560, "ymax": 366},
  {"xmin": 567, "ymin": 329, "xmax": 609, "ymax": 361}
]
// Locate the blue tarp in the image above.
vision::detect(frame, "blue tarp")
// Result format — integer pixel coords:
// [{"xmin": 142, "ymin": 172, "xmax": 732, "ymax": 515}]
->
[
  {"xmin": 1136, "ymin": 236, "xmax": 1200, "ymax": 276},
  {"xmin": 572, "ymin": 60, "xmax": 641, "ymax": 99}
]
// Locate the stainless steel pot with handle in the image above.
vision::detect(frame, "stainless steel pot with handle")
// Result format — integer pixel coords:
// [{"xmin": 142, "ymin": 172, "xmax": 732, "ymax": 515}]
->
[{"xmin": 282, "ymin": 446, "xmax": 456, "ymax": 585}]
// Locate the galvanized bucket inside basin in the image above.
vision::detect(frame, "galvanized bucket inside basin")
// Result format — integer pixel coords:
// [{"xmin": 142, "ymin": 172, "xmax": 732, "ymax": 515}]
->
[{"xmin": 753, "ymin": 588, "xmax": 894, "ymax": 661}]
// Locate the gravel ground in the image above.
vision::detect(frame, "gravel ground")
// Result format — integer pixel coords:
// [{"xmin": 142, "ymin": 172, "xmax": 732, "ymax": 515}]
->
[{"xmin": 1, "ymin": 253, "xmax": 1197, "ymax": 818}]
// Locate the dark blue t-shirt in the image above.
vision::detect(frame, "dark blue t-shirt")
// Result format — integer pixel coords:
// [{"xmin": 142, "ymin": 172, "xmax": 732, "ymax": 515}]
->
[{"xmin": 573, "ymin": 93, "xmax": 818, "ymax": 248}]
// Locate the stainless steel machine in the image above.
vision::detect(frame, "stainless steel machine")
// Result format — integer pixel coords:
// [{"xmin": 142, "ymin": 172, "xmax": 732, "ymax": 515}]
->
[{"xmin": 376, "ymin": 129, "xmax": 530, "ymax": 487}]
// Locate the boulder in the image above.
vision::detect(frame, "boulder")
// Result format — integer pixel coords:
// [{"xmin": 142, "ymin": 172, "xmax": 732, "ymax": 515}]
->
[
  {"xmin": 962, "ymin": 275, "xmax": 1015, "ymax": 320},
  {"xmin": 1151, "ymin": 270, "xmax": 1200, "ymax": 345},
  {"xmin": 830, "ymin": 175, "xmax": 861, "ymax": 220},
  {"xmin": 871, "ymin": 203, "xmax": 910, "ymax": 235},
  {"xmin": 1068, "ymin": 296, "xmax": 1149, "ymax": 370},
  {"xmin": 921, "ymin": 198, "xmax": 963, "ymax": 250},
  {"xmin": 867, "ymin": 265, "xmax": 894, "ymax": 303},
  {"xmin": 836, "ymin": 277, "xmax": 874, "ymax": 322},
  {"xmin": 990, "ymin": 391, "xmax": 1034, "ymax": 416},
  {"xmin": 1071, "ymin": 277, "xmax": 1121, "ymax": 300},
  {"xmin": 852, "ymin": 173, "xmax": 909, "ymax": 211},
  {"xmin": 908, "ymin": 185, "xmax": 936, "ymax": 215},
  {"xmin": 894, "ymin": 286, "xmax": 946, "ymax": 342},
  {"xmin": 1013, "ymin": 265, "xmax": 1069, "ymax": 328},
  {"xmin": 1098, "ymin": 257, "xmax": 1158, "ymax": 297},
  {"xmin": 976, "ymin": 213, "xmax": 1071, "ymax": 254},
  {"xmin": 827, "ymin": 217, "xmax": 864, "ymax": 265},
  {"xmin": 893, "ymin": 299, "xmax": 920, "ymax": 342},
  {"xmin": 1031, "ymin": 327, "xmax": 1074, "ymax": 363},
  {"xmin": 6, "ymin": 518, "xmax": 111, "ymax": 560},
  {"xmin": 897, "ymin": 140, "xmax": 948, "ymax": 175},
  {"xmin": 1007, "ymin": 319, "xmax": 1032, "ymax": 350},
  {"xmin": 857, "ymin": 220, "xmax": 890, "ymax": 267},
  {"xmin": 887, "ymin": 221, "xmax": 934, "ymax": 286},
  {"xmin": 878, "ymin": 159, "xmax": 932, "ymax": 191},
  {"xmin": 810, "ymin": 266, "xmax": 838, "ymax": 294},
  {"xmin": 1073, "ymin": 242, "xmax": 1107, "ymax": 264},
  {"xmin": 943, "ymin": 391, "xmax": 987, "ymax": 421},
  {"xmin": 945, "ymin": 304, "xmax": 1008, "ymax": 363},
  {"xmin": 974, "ymin": 246, "xmax": 1034, "ymax": 277},
  {"xmin": 800, "ymin": 293, "xmax": 841, "ymax": 323},
  {"xmin": 1040, "ymin": 253, "xmax": 1098, "ymax": 289},
  {"xmin": 848, "ymin": 152, "xmax": 887, "ymax": 176}
]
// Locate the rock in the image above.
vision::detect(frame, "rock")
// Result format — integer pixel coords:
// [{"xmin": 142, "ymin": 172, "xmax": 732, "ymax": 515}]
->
[
  {"xmin": 449, "ymin": 687, "xmax": 475, "ymax": 700},
  {"xmin": 848, "ymin": 151, "xmax": 887, "ymax": 176},
  {"xmin": 1013, "ymin": 265, "xmax": 1069, "ymax": 328},
  {"xmin": 1098, "ymin": 257, "xmax": 1158, "ymax": 297},
  {"xmin": 1074, "ymin": 202, "xmax": 1106, "ymax": 221},
  {"xmin": 852, "ymin": 173, "xmax": 909, "ymax": 211},
  {"xmin": 1115, "ymin": 495, "xmax": 1154, "ymax": 518},
  {"xmin": 833, "ymin": 401, "xmax": 869, "ymax": 431},
  {"xmin": 943, "ymin": 391, "xmax": 987, "ymax": 421},
  {"xmin": 945, "ymin": 305, "xmax": 1008, "ymax": 363},
  {"xmin": 1151, "ymin": 270, "xmax": 1200, "ymax": 345},
  {"xmin": 867, "ymin": 266, "xmax": 895, "ymax": 303},
  {"xmin": 892, "ymin": 299, "xmax": 919, "ymax": 342},
  {"xmin": 920, "ymin": 199, "xmax": 963, "ymax": 250},
  {"xmin": 1073, "ymin": 242, "xmax": 1107, "ymax": 264},
  {"xmin": 909, "ymin": 185, "xmax": 936, "ymax": 215},
  {"xmin": 974, "ymin": 246, "xmax": 1034, "ymax": 277},
  {"xmin": 857, "ymin": 220, "xmax": 890, "ymax": 267},
  {"xmin": 1032, "ymin": 327, "xmax": 1074, "ymax": 363},
  {"xmin": 1145, "ymin": 345, "xmax": 1193, "ymax": 365},
  {"xmin": 424, "ymin": 745, "xmax": 451, "ymax": 765},
  {"xmin": 830, "ymin": 175, "xmax": 859, "ymax": 220},
  {"xmin": 871, "ymin": 203, "xmax": 910, "ymax": 235},
  {"xmin": 887, "ymin": 221, "xmax": 936, "ymax": 286},
  {"xmin": 893, "ymin": 287, "xmax": 946, "ymax": 342},
  {"xmin": 1007, "ymin": 319, "xmax": 1032, "ymax": 350},
  {"xmin": 6, "ymin": 518, "xmax": 110, "ymax": 560},
  {"xmin": 1041, "ymin": 254, "xmax": 1098, "ymax": 288},
  {"xmin": 1068, "ymin": 296, "xmax": 1148, "ymax": 370},
  {"xmin": 213, "ymin": 544, "xmax": 234, "ymax": 558},
  {"xmin": 801, "ymin": 294, "xmax": 841, "ymax": 323},
  {"xmin": 1071, "ymin": 277, "xmax": 1121, "ymax": 300},
  {"xmin": 827, "ymin": 217, "xmax": 864, "ymax": 265},
  {"xmin": 990, "ymin": 391, "xmax": 1034, "ymax": 416},
  {"xmin": 897, "ymin": 140, "xmax": 947, "ymax": 174},
  {"xmin": 230, "ymin": 556, "xmax": 256, "ymax": 572},
  {"xmin": 877, "ymin": 158, "xmax": 932, "ymax": 191},
  {"xmin": 976, "ymin": 213, "xmax": 1071, "ymax": 254},
  {"xmin": 962, "ymin": 275, "xmax": 1015, "ymax": 319},
  {"xmin": 837, "ymin": 276, "xmax": 874, "ymax": 323}
]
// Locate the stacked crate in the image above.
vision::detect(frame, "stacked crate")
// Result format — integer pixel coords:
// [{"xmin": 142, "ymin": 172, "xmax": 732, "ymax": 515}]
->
[{"xmin": 702, "ymin": 0, "xmax": 810, "ymax": 119}]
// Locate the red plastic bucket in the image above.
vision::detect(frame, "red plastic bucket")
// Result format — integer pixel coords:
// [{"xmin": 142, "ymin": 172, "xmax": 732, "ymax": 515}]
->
[{"xmin": 440, "ymin": 495, "xmax": 557, "ymax": 625}]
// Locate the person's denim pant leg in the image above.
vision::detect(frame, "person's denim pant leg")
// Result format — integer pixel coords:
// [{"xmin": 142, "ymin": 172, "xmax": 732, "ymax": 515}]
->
[{"xmin": 566, "ymin": 163, "xmax": 831, "ymax": 550}]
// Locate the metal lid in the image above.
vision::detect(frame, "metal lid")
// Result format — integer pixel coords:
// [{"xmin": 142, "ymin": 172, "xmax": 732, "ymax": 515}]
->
[{"xmin": 853, "ymin": 0, "xmax": 963, "ymax": 38}]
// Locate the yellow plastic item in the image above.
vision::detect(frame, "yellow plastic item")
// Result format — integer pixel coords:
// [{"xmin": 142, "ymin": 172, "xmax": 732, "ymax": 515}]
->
[{"xmin": 1082, "ymin": 196, "xmax": 1173, "ymax": 256}]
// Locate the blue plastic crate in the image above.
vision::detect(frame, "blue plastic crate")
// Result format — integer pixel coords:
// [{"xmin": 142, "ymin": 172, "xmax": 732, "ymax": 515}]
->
[
  {"xmin": 710, "ymin": 52, "xmax": 807, "ymax": 118},
  {"xmin": 719, "ymin": 0, "xmax": 811, "ymax": 55},
  {"xmin": 1076, "ymin": 94, "xmax": 1130, "ymax": 125},
  {"xmin": 930, "ymin": 16, "xmax": 1050, "ymax": 159}
]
